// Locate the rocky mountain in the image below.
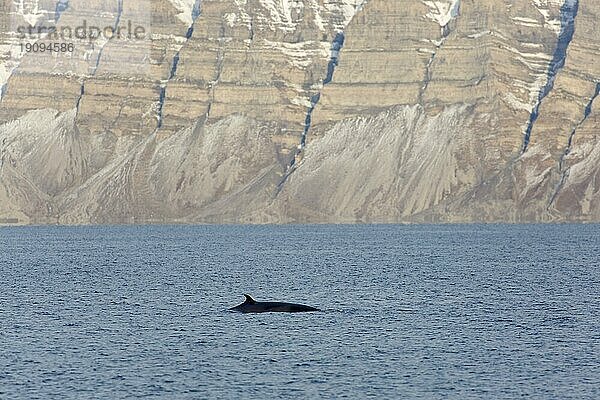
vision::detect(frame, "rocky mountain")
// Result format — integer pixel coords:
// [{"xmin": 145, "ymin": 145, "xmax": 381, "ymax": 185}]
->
[{"xmin": 0, "ymin": 0, "xmax": 598, "ymax": 225}]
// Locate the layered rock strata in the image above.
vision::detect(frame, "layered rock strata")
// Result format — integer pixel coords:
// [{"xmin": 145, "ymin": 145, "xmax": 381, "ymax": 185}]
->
[{"xmin": 0, "ymin": 0, "xmax": 598, "ymax": 224}]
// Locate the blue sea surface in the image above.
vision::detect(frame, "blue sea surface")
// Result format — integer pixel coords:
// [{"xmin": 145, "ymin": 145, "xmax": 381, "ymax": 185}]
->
[{"xmin": 1, "ymin": 224, "xmax": 599, "ymax": 399}]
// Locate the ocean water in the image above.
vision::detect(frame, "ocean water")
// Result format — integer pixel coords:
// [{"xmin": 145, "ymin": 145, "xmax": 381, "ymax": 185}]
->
[{"xmin": 0, "ymin": 224, "xmax": 599, "ymax": 399}]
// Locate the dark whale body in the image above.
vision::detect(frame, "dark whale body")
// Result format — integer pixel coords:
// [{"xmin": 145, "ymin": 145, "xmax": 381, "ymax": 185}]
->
[{"xmin": 230, "ymin": 294, "xmax": 319, "ymax": 313}]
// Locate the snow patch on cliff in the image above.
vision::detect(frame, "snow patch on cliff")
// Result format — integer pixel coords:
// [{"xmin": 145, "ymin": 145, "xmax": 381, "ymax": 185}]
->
[
  {"xmin": 168, "ymin": 0, "xmax": 199, "ymax": 26},
  {"xmin": 229, "ymin": 0, "xmax": 366, "ymax": 33},
  {"xmin": 263, "ymin": 39, "xmax": 328, "ymax": 69},
  {"xmin": 532, "ymin": 0, "xmax": 577, "ymax": 34},
  {"xmin": 422, "ymin": 0, "xmax": 460, "ymax": 28},
  {"xmin": 321, "ymin": 0, "xmax": 369, "ymax": 31},
  {"xmin": 13, "ymin": 0, "xmax": 45, "ymax": 27}
]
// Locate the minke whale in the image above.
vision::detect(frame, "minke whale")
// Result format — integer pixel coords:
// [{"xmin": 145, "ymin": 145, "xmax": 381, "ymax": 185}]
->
[{"xmin": 230, "ymin": 294, "xmax": 320, "ymax": 313}]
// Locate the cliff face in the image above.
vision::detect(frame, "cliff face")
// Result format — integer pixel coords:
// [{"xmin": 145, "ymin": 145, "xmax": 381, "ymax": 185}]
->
[{"xmin": 0, "ymin": 0, "xmax": 598, "ymax": 224}]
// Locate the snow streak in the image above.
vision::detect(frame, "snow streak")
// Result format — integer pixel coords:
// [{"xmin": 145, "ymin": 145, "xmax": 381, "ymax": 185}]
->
[
  {"xmin": 521, "ymin": 0, "xmax": 579, "ymax": 153},
  {"xmin": 157, "ymin": 0, "xmax": 201, "ymax": 128}
]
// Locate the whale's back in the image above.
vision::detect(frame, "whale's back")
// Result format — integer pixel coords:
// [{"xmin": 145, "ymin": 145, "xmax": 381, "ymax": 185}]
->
[{"xmin": 230, "ymin": 296, "xmax": 319, "ymax": 313}]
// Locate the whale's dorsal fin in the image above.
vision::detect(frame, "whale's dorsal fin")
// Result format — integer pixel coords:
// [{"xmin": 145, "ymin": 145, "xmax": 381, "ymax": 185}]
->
[{"xmin": 243, "ymin": 294, "xmax": 256, "ymax": 305}]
